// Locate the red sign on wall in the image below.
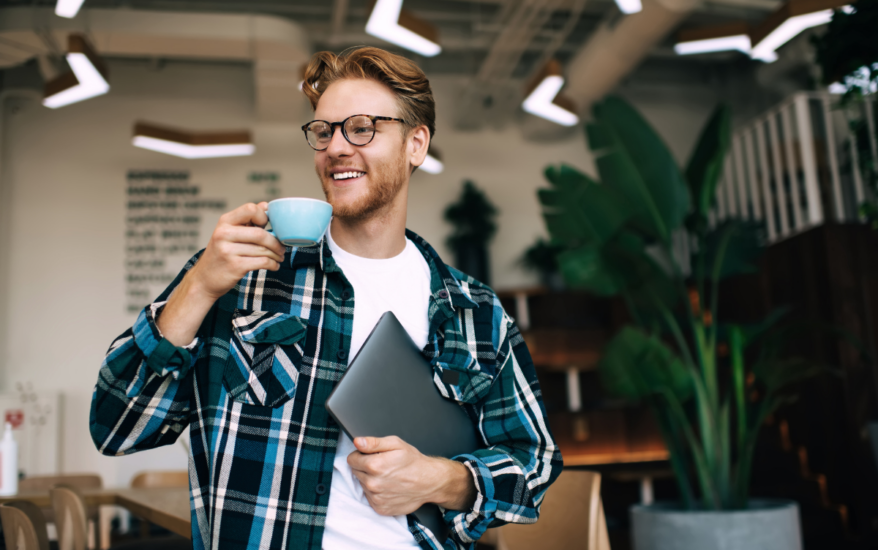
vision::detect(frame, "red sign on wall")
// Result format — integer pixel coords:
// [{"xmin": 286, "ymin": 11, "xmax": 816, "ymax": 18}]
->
[{"xmin": 4, "ymin": 410, "xmax": 24, "ymax": 429}]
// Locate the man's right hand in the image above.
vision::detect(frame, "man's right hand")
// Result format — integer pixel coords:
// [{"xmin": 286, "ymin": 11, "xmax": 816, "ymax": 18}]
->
[
  {"xmin": 156, "ymin": 202, "xmax": 286, "ymax": 346},
  {"xmin": 188, "ymin": 202, "xmax": 286, "ymax": 300}
]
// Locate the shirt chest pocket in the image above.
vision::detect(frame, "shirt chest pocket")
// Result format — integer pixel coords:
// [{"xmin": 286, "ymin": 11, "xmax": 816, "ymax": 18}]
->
[
  {"xmin": 224, "ymin": 309, "xmax": 309, "ymax": 408},
  {"xmin": 431, "ymin": 363, "xmax": 495, "ymax": 405}
]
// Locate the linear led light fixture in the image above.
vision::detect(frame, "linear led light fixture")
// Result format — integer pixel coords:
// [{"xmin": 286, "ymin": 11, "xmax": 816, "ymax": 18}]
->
[
  {"xmin": 421, "ymin": 146, "xmax": 444, "ymax": 174},
  {"xmin": 55, "ymin": 0, "xmax": 85, "ymax": 18},
  {"xmin": 615, "ymin": 0, "xmax": 642, "ymax": 15},
  {"xmin": 43, "ymin": 34, "xmax": 109, "ymax": 109},
  {"xmin": 522, "ymin": 60, "xmax": 579, "ymax": 127},
  {"xmin": 675, "ymin": 23, "xmax": 752, "ymax": 55},
  {"xmin": 366, "ymin": 0, "xmax": 441, "ymax": 57},
  {"xmin": 749, "ymin": 0, "xmax": 850, "ymax": 63},
  {"xmin": 133, "ymin": 122, "xmax": 255, "ymax": 159}
]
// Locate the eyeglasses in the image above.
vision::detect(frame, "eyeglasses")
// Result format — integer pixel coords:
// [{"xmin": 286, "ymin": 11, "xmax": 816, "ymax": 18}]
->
[{"xmin": 301, "ymin": 115, "xmax": 407, "ymax": 151}]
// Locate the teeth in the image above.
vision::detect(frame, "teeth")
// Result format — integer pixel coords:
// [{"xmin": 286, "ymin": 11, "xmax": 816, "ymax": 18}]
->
[{"xmin": 332, "ymin": 171, "xmax": 365, "ymax": 180}]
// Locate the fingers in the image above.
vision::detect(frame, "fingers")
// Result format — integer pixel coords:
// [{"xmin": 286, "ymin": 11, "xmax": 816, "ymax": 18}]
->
[
  {"xmin": 224, "ymin": 242, "xmax": 285, "ymax": 263},
  {"xmin": 221, "ymin": 203, "xmax": 270, "ymax": 228},
  {"xmin": 346, "ymin": 451, "xmax": 369, "ymax": 474},
  {"xmin": 354, "ymin": 435, "xmax": 404, "ymax": 454},
  {"xmin": 236, "ymin": 256, "xmax": 282, "ymax": 273},
  {"xmin": 347, "ymin": 450, "xmax": 388, "ymax": 475},
  {"xmin": 350, "ymin": 467, "xmax": 381, "ymax": 499},
  {"xmin": 217, "ymin": 225, "xmax": 286, "ymax": 257}
]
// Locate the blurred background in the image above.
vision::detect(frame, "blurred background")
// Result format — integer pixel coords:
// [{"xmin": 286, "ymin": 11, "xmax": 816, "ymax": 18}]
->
[{"xmin": 0, "ymin": 0, "xmax": 875, "ymax": 548}]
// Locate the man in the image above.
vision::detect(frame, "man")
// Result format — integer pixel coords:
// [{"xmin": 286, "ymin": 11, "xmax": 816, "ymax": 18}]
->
[{"xmin": 91, "ymin": 47, "xmax": 562, "ymax": 550}]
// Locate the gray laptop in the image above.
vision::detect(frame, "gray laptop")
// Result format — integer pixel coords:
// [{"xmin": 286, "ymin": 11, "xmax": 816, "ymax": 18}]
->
[{"xmin": 325, "ymin": 311, "xmax": 481, "ymax": 541}]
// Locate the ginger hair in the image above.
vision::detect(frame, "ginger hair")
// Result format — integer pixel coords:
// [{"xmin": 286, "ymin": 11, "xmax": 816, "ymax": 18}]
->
[{"xmin": 302, "ymin": 47, "xmax": 436, "ymax": 139}]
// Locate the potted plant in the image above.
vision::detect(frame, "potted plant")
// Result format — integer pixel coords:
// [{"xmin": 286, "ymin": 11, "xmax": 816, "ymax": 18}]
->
[
  {"xmin": 519, "ymin": 238, "xmax": 566, "ymax": 290},
  {"xmin": 444, "ymin": 180, "xmax": 498, "ymax": 285},
  {"xmin": 537, "ymin": 96, "xmax": 827, "ymax": 549}
]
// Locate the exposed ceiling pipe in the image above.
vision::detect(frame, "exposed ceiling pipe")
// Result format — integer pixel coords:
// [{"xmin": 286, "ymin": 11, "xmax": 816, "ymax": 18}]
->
[
  {"xmin": 531, "ymin": 0, "xmax": 590, "ymax": 75},
  {"xmin": 454, "ymin": 0, "xmax": 570, "ymax": 129},
  {"xmin": 0, "ymin": 7, "xmax": 310, "ymax": 121},
  {"xmin": 563, "ymin": 0, "xmax": 702, "ymax": 113},
  {"xmin": 330, "ymin": 0, "xmax": 350, "ymax": 44}
]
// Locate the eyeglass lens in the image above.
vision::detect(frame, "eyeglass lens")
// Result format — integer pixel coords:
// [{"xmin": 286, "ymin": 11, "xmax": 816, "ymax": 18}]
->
[{"xmin": 306, "ymin": 116, "xmax": 375, "ymax": 150}]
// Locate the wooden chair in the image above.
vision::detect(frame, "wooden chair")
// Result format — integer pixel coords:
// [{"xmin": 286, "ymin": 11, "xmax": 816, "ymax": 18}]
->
[
  {"xmin": 19, "ymin": 475, "xmax": 102, "ymax": 548},
  {"xmin": 129, "ymin": 471, "xmax": 188, "ymax": 539},
  {"xmin": 0, "ymin": 501, "xmax": 51, "ymax": 550},
  {"xmin": 129, "ymin": 471, "xmax": 188, "ymax": 490},
  {"xmin": 488, "ymin": 470, "xmax": 611, "ymax": 550},
  {"xmin": 50, "ymin": 485, "xmax": 89, "ymax": 550}
]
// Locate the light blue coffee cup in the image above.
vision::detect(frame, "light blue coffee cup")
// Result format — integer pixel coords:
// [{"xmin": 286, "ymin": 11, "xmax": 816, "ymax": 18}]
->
[{"xmin": 266, "ymin": 198, "xmax": 333, "ymax": 247}]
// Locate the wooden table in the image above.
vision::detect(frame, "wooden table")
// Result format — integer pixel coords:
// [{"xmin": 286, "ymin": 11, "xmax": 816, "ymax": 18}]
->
[
  {"xmin": 550, "ymin": 409, "xmax": 671, "ymax": 504},
  {"xmin": 0, "ymin": 487, "xmax": 191, "ymax": 541}
]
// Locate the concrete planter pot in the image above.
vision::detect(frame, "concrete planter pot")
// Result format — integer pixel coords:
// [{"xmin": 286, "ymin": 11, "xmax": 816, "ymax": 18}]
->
[{"xmin": 631, "ymin": 499, "xmax": 802, "ymax": 550}]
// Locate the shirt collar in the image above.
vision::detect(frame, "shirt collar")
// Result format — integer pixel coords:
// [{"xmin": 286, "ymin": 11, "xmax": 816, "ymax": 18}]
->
[{"xmin": 287, "ymin": 229, "xmax": 478, "ymax": 311}]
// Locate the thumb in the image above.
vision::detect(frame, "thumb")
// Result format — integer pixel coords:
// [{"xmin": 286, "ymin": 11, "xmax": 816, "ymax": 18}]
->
[{"xmin": 354, "ymin": 436, "xmax": 402, "ymax": 454}]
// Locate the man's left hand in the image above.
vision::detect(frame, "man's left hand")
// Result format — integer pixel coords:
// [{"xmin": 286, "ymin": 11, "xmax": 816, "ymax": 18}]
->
[{"xmin": 348, "ymin": 436, "xmax": 477, "ymax": 516}]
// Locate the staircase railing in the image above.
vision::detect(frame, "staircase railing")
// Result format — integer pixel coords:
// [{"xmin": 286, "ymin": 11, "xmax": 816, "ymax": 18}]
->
[{"xmin": 711, "ymin": 92, "xmax": 877, "ymax": 243}]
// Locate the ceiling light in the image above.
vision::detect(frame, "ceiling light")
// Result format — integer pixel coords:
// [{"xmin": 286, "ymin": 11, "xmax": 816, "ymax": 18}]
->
[
  {"xmin": 366, "ymin": 0, "xmax": 441, "ymax": 57},
  {"xmin": 55, "ymin": 0, "xmax": 85, "ymax": 18},
  {"xmin": 421, "ymin": 147, "xmax": 444, "ymax": 174},
  {"xmin": 522, "ymin": 60, "xmax": 579, "ymax": 127},
  {"xmin": 750, "ymin": 0, "xmax": 849, "ymax": 63},
  {"xmin": 675, "ymin": 23, "xmax": 752, "ymax": 55},
  {"xmin": 615, "ymin": 0, "xmax": 642, "ymax": 14},
  {"xmin": 43, "ymin": 34, "xmax": 109, "ymax": 109},
  {"xmin": 132, "ymin": 122, "xmax": 255, "ymax": 159}
]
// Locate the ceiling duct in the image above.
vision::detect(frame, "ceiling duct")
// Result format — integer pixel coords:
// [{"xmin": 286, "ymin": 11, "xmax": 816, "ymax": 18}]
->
[
  {"xmin": 0, "ymin": 7, "xmax": 310, "ymax": 122},
  {"xmin": 563, "ymin": 0, "xmax": 702, "ymax": 114}
]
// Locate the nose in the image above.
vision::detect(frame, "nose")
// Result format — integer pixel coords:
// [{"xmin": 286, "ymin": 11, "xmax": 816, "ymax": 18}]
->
[{"xmin": 324, "ymin": 124, "xmax": 354, "ymax": 158}]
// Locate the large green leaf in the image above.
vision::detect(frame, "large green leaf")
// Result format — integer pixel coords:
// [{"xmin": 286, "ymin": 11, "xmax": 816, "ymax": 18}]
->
[
  {"xmin": 539, "ymin": 164, "xmax": 635, "ymax": 247},
  {"xmin": 685, "ymin": 104, "xmax": 732, "ymax": 226},
  {"xmin": 587, "ymin": 97, "xmax": 690, "ymax": 243},
  {"xmin": 556, "ymin": 230, "xmax": 680, "ymax": 311},
  {"xmin": 751, "ymin": 358, "xmax": 830, "ymax": 395},
  {"xmin": 698, "ymin": 220, "xmax": 765, "ymax": 281},
  {"xmin": 544, "ymin": 164, "xmax": 595, "ymax": 188},
  {"xmin": 599, "ymin": 326, "xmax": 692, "ymax": 402},
  {"xmin": 557, "ymin": 244, "xmax": 626, "ymax": 295},
  {"xmin": 714, "ymin": 307, "xmax": 792, "ymax": 351}
]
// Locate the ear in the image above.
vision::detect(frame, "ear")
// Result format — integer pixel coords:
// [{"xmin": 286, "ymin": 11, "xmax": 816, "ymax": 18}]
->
[{"xmin": 407, "ymin": 125, "xmax": 430, "ymax": 171}]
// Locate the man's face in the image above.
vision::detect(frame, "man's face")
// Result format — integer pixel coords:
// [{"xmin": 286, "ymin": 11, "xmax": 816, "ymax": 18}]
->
[{"xmin": 313, "ymin": 78, "xmax": 410, "ymax": 222}]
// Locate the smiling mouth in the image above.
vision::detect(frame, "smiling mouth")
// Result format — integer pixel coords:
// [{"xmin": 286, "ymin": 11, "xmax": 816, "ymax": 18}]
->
[{"xmin": 332, "ymin": 171, "xmax": 366, "ymax": 181}]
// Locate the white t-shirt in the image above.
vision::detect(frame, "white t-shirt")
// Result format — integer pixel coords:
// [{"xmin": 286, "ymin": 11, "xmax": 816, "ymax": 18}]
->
[{"xmin": 322, "ymin": 228, "xmax": 432, "ymax": 550}]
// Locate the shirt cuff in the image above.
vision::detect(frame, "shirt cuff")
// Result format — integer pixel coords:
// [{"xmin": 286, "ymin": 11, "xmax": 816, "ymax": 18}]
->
[
  {"xmin": 132, "ymin": 301, "xmax": 201, "ymax": 379},
  {"xmin": 444, "ymin": 454, "xmax": 499, "ymax": 544}
]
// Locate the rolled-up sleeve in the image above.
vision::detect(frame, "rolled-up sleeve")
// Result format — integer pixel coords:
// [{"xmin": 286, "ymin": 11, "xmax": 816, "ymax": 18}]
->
[
  {"xmin": 446, "ymin": 319, "xmax": 563, "ymax": 544},
  {"xmin": 90, "ymin": 252, "xmax": 204, "ymax": 456}
]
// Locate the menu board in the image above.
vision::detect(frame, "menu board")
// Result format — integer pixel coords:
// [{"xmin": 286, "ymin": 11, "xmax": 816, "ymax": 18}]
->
[
  {"xmin": 125, "ymin": 170, "xmax": 226, "ymax": 314},
  {"xmin": 248, "ymin": 171, "xmax": 281, "ymax": 203}
]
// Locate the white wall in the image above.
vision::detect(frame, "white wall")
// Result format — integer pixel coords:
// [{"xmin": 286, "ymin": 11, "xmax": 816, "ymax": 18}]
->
[{"xmin": 0, "ymin": 57, "xmax": 718, "ymax": 486}]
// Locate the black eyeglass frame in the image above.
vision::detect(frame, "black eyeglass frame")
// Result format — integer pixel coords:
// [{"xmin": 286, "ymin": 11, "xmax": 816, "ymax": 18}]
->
[{"xmin": 301, "ymin": 115, "xmax": 408, "ymax": 151}]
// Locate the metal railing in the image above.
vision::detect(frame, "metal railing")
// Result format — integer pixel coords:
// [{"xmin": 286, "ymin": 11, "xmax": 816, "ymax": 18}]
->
[{"xmin": 710, "ymin": 92, "xmax": 877, "ymax": 243}]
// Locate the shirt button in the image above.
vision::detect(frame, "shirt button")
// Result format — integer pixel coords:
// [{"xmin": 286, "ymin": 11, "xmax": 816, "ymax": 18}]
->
[
  {"xmin": 337, "ymin": 349, "xmax": 348, "ymax": 360},
  {"xmin": 315, "ymin": 483, "xmax": 326, "ymax": 495},
  {"xmin": 342, "ymin": 290, "xmax": 352, "ymax": 301},
  {"xmin": 438, "ymin": 290, "xmax": 449, "ymax": 299}
]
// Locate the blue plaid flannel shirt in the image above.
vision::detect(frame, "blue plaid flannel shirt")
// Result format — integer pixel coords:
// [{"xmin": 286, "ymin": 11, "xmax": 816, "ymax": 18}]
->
[{"xmin": 90, "ymin": 229, "xmax": 563, "ymax": 550}]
